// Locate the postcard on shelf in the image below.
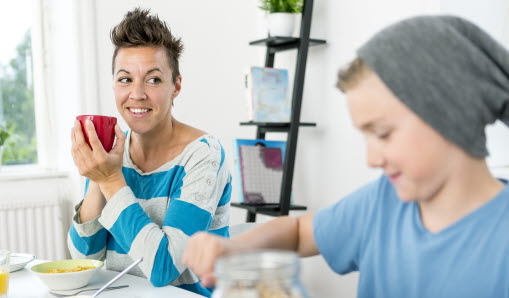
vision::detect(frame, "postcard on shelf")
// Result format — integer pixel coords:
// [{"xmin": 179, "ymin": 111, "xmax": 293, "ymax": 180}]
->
[
  {"xmin": 245, "ymin": 66, "xmax": 291, "ymax": 122},
  {"xmin": 233, "ymin": 139, "xmax": 287, "ymax": 204}
]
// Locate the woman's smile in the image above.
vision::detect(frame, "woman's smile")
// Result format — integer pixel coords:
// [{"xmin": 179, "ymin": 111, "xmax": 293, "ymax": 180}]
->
[{"xmin": 127, "ymin": 106, "xmax": 153, "ymax": 118}]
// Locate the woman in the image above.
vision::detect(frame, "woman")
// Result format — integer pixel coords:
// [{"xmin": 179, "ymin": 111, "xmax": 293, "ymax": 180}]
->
[
  {"xmin": 68, "ymin": 8, "xmax": 231, "ymax": 297},
  {"xmin": 182, "ymin": 15, "xmax": 509, "ymax": 297}
]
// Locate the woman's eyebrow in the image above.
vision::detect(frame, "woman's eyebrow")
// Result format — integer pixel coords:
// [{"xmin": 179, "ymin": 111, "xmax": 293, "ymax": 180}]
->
[
  {"xmin": 146, "ymin": 68, "xmax": 163, "ymax": 75},
  {"xmin": 115, "ymin": 68, "xmax": 163, "ymax": 76},
  {"xmin": 116, "ymin": 69, "xmax": 130, "ymax": 75}
]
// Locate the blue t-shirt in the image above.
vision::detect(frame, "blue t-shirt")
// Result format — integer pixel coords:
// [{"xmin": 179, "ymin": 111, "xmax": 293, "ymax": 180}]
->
[{"xmin": 313, "ymin": 175, "xmax": 509, "ymax": 298}]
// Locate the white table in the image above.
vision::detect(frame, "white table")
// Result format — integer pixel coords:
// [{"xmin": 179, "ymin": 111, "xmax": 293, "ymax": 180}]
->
[{"xmin": 9, "ymin": 260, "xmax": 206, "ymax": 298}]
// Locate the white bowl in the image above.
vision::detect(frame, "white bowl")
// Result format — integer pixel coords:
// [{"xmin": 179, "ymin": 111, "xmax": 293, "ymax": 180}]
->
[
  {"xmin": 9, "ymin": 253, "xmax": 35, "ymax": 272},
  {"xmin": 30, "ymin": 259, "xmax": 103, "ymax": 291}
]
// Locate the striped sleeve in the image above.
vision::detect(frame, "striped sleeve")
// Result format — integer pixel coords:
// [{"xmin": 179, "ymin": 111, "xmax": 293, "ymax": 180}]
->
[
  {"xmin": 67, "ymin": 184, "xmax": 108, "ymax": 261},
  {"xmin": 207, "ymin": 173, "xmax": 231, "ymax": 237},
  {"xmin": 165, "ymin": 139, "xmax": 228, "ymax": 235},
  {"xmin": 98, "ymin": 138, "xmax": 230, "ymax": 287}
]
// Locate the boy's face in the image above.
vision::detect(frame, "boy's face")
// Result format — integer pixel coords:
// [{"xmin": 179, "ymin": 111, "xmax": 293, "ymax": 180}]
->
[{"xmin": 345, "ymin": 72, "xmax": 461, "ymax": 202}]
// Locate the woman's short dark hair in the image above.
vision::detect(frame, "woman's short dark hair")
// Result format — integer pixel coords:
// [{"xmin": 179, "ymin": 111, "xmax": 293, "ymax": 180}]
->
[{"xmin": 110, "ymin": 7, "xmax": 183, "ymax": 83}]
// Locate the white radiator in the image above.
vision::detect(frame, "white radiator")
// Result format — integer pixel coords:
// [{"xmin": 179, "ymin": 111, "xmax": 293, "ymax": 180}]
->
[{"xmin": 0, "ymin": 199, "xmax": 71, "ymax": 261}]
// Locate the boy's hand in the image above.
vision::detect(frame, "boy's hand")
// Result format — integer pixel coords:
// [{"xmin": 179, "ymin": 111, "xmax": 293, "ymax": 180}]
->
[{"xmin": 182, "ymin": 232, "xmax": 232, "ymax": 287}]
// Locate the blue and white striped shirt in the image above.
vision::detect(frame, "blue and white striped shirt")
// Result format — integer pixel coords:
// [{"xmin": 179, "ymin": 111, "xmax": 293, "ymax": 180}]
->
[{"xmin": 68, "ymin": 132, "xmax": 231, "ymax": 297}]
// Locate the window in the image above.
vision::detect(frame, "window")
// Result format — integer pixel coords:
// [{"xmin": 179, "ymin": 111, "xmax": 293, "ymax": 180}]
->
[{"xmin": 0, "ymin": 0, "xmax": 37, "ymax": 166}]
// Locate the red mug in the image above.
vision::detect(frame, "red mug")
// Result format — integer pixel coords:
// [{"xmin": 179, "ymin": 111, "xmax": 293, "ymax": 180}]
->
[{"xmin": 76, "ymin": 115, "xmax": 117, "ymax": 152}]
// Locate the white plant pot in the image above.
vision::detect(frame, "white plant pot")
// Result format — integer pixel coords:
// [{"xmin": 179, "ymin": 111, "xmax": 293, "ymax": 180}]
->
[{"xmin": 267, "ymin": 13, "xmax": 296, "ymax": 37}]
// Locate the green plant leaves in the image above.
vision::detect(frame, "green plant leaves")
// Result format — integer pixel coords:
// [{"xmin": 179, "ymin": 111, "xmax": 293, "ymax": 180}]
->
[
  {"xmin": 0, "ymin": 127, "xmax": 9, "ymax": 146},
  {"xmin": 259, "ymin": 0, "xmax": 303, "ymax": 13}
]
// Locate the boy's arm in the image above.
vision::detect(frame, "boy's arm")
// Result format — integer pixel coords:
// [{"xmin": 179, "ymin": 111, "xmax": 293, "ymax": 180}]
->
[
  {"xmin": 182, "ymin": 213, "xmax": 318, "ymax": 287},
  {"xmin": 232, "ymin": 213, "xmax": 317, "ymax": 256},
  {"xmin": 297, "ymin": 213, "xmax": 319, "ymax": 256}
]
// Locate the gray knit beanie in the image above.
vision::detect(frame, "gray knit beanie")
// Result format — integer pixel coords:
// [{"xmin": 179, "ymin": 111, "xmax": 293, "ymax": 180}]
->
[{"xmin": 357, "ymin": 15, "xmax": 509, "ymax": 158}]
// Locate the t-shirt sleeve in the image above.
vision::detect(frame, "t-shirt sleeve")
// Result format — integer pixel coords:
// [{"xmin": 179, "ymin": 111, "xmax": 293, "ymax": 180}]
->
[{"xmin": 313, "ymin": 177, "xmax": 383, "ymax": 274}]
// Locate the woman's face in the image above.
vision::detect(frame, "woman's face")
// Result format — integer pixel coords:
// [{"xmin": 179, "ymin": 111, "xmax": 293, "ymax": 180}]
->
[
  {"xmin": 112, "ymin": 46, "xmax": 181, "ymax": 135},
  {"xmin": 345, "ymin": 71, "xmax": 462, "ymax": 202}
]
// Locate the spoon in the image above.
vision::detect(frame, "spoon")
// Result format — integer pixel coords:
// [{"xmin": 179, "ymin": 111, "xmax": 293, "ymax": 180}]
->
[{"xmin": 90, "ymin": 257, "xmax": 143, "ymax": 298}]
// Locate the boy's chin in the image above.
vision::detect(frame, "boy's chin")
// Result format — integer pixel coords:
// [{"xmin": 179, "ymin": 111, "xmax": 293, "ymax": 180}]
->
[{"xmin": 395, "ymin": 189, "xmax": 418, "ymax": 203}]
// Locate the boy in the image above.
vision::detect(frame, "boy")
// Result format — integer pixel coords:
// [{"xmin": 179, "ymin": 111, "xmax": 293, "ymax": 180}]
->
[{"xmin": 182, "ymin": 15, "xmax": 509, "ymax": 297}]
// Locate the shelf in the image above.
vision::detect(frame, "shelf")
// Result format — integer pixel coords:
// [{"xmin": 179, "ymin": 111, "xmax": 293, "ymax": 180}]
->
[
  {"xmin": 235, "ymin": 0, "xmax": 321, "ymax": 222},
  {"xmin": 249, "ymin": 37, "xmax": 326, "ymax": 53},
  {"xmin": 240, "ymin": 121, "xmax": 316, "ymax": 127},
  {"xmin": 240, "ymin": 122, "xmax": 316, "ymax": 133},
  {"xmin": 231, "ymin": 203, "xmax": 307, "ymax": 217}
]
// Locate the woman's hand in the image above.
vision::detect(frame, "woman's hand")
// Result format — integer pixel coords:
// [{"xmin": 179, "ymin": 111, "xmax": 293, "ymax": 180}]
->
[
  {"xmin": 182, "ymin": 232, "xmax": 233, "ymax": 287},
  {"xmin": 71, "ymin": 119, "xmax": 127, "ymax": 199}
]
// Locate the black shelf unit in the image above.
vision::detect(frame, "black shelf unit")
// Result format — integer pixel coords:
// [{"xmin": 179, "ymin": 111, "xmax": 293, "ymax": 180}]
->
[
  {"xmin": 249, "ymin": 37, "xmax": 326, "ymax": 53},
  {"xmin": 240, "ymin": 122, "xmax": 316, "ymax": 138},
  {"xmin": 234, "ymin": 0, "xmax": 325, "ymax": 222}
]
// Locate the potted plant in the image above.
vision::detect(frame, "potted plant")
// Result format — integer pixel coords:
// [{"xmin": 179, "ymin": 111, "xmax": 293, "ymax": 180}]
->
[
  {"xmin": 259, "ymin": 0, "xmax": 303, "ymax": 37},
  {"xmin": 0, "ymin": 126, "xmax": 10, "ymax": 167}
]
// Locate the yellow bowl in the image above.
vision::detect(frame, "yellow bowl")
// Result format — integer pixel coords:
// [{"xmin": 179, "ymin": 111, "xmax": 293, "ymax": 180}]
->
[{"xmin": 30, "ymin": 259, "xmax": 103, "ymax": 291}]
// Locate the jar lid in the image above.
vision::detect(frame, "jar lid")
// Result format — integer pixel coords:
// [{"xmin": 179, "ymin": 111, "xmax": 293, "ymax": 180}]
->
[{"xmin": 215, "ymin": 250, "xmax": 300, "ymax": 280}]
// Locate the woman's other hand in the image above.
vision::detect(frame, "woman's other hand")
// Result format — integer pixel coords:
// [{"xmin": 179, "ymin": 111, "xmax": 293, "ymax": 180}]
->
[{"xmin": 71, "ymin": 119, "xmax": 127, "ymax": 199}]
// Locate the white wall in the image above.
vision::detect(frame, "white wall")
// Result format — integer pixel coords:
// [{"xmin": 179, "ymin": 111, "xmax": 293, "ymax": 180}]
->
[{"xmin": 2, "ymin": 0, "xmax": 508, "ymax": 296}]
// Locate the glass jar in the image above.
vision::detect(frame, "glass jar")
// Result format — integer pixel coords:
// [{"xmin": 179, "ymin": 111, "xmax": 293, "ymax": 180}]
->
[{"xmin": 212, "ymin": 250, "xmax": 309, "ymax": 298}]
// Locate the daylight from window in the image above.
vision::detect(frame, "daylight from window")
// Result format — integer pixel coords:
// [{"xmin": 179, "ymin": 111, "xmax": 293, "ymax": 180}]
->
[{"xmin": 0, "ymin": 0, "xmax": 37, "ymax": 166}]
